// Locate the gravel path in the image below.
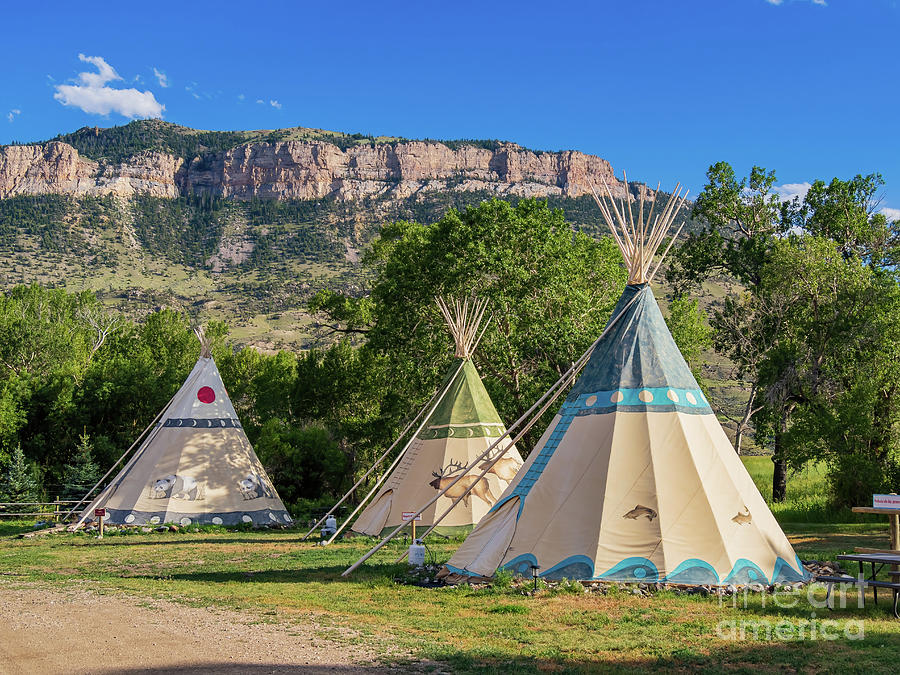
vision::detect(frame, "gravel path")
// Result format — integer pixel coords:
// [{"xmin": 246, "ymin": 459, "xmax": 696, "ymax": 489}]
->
[{"xmin": 0, "ymin": 581, "xmax": 401, "ymax": 674}]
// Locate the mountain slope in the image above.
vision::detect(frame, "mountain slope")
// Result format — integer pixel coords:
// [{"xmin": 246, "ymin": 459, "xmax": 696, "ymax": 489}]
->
[{"xmin": 0, "ymin": 120, "xmax": 697, "ymax": 351}]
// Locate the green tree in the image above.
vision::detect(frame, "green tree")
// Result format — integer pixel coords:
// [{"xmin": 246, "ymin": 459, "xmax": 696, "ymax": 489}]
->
[
  {"xmin": 758, "ymin": 237, "xmax": 900, "ymax": 506},
  {"xmin": 61, "ymin": 432, "xmax": 100, "ymax": 501},
  {"xmin": 254, "ymin": 420, "xmax": 348, "ymax": 510},
  {"xmin": 665, "ymin": 296, "xmax": 712, "ymax": 381},
  {"xmin": 665, "ymin": 162, "xmax": 786, "ymax": 293},
  {"xmin": 1, "ymin": 443, "xmax": 39, "ymax": 503},
  {"xmin": 311, "ymin": 198, "xmax": 627, "ymax": 452}
]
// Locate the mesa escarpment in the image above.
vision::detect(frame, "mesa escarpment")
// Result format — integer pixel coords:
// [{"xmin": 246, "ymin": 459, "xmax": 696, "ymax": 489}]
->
[{"xmin": 0, "ymin": 136, "xmax": 629, "ymax": 203}]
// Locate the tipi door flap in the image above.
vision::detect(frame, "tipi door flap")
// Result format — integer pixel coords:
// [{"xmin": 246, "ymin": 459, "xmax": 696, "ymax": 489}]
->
[
  {"xmin": 353, "ymin": 490, "xmax": 393, "ymax": 535},
  {"xmin": 462, "ymin": 496, "xmax": 521, "ymax": 577}
]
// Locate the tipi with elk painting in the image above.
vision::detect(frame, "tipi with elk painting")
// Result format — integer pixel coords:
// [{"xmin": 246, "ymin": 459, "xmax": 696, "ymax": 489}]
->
[{"xmin": 310, "ymin": 296, "xmax": 523, "ymax": 542}]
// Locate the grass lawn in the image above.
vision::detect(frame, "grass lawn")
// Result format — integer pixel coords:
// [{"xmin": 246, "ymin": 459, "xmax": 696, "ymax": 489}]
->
[{"xmin": 1, "ymin": 519, "xmax": 898, "ymax": 674}]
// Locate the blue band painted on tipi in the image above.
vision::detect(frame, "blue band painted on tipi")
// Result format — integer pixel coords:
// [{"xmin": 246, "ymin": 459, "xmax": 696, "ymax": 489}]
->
[{"xmin": 570, "ymin": 388, "xmax": 712, "ymax": 416}]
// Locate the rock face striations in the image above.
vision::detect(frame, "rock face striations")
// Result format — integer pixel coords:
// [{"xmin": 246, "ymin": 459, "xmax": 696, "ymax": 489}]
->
[{"xmin": 0, "ymin": 138, "xmax": 628, "ymax": 203}]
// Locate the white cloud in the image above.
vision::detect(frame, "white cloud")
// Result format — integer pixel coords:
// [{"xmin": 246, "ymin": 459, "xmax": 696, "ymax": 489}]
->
[
  {"xmin": 766, "ymin": 0, "xmax": 783, "ymax": 4},
  {"xmin": 7, "ymin": 109, "xmax": 21, "ymax": 123},
  {"xmin": 153, "ymin": 68, "xmax": 169, "ymax": 88},
  {"xmin": 270, "ymin": 99, "xmax": 282, "ymax": 109},
  {"xmin": 237, "ymin": 93, "xmax": 246, "ymax": 101},
  {"xmin": 75, "ymin": 54, "xmax": 119, "ymax": 87},
  {"xmin": 880, "ymin": 207, "xmax": 900, "ymax": 222},
  {"xmin": 773, "ymin": 181, "xmax": 812, "ymax": 203},
  {"xmin": 54, "ymin": 54, "xmax": 164, "ymax": 119},
  {"xmin": 256, "ymin": 99, "xmax": 265, "ymax": 104}
]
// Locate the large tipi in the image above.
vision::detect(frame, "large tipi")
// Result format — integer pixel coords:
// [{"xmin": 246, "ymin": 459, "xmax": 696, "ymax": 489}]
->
[
  {"xmin": 439, "ymin": 179, "xmax": 809, "ymax": 586},
  {"xmin": 76, "ymin": 332, "xmax": 292, "ymax": 527},
  {"xmin": 351, "ymin": 298, "xmax": 524, "ymax": 536}
]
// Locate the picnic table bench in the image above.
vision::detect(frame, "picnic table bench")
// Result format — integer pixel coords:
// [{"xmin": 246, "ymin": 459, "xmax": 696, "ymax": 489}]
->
[{"xmin": 816, "ymin": 553, "xmax": 900, "ymax": 619}]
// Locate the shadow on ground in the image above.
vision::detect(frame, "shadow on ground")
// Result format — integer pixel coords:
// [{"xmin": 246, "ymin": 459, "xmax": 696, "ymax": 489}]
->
[
  {"xmin": 101, "ymin": 666, "xmax": 395, "ymax": 674},
  {"xmin": 119, "ymin": 563, "xmax": 407, "ymax": 584}
]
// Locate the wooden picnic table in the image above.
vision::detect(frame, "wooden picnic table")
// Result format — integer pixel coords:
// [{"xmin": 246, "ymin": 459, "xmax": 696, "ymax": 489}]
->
[{"xmin": 831, "ymin": 553, "xmax": 900, "ymax": 618}]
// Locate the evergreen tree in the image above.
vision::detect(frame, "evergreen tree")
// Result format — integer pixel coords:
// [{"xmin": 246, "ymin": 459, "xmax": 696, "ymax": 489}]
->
[
  {"xmin": 61, "ymin": 433, "xmax": 100, "ymax": 501},
  {"xmin": 1, "ymin": 443, "xmax": 38, "ymax": 503}
]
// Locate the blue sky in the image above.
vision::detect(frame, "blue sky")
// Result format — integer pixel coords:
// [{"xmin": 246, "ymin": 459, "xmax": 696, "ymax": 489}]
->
[{"xmin": 2, "ymin": 1, "xmax": 899, "ymax": 215}]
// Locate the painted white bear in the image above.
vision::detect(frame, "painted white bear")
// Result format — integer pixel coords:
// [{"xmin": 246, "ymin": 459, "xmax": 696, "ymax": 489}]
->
[
  {"xmin": 238, "ymin": 473, "xmax": 273, "ymax": 500},
  {"xmin": 150, "ymin": 474, "xmax": 200, "ymax": 500}
]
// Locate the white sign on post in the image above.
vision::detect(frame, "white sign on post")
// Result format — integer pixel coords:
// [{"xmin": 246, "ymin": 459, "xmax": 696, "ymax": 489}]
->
[
  {"xmin": 401, "ymin": 512, "xmax": 422, "ymax": 522},
  {"xmin": 873, "ymin": 494, "xmax": 900, "ymax": 509}
]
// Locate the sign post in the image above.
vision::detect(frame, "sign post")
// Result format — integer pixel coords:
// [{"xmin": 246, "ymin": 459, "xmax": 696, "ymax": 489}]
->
[
  {"xmin": 94, "ymin": 508, "xmax": 106, "ymax": 538},
  {"xmin": 401, "ymin": 511, "xmax": 422, "ymax": 540}
]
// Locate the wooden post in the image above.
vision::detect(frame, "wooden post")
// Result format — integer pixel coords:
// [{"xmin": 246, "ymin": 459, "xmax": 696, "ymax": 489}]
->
[
  {"xmin": 94, "ymin": 507, "xmax": 106, "ymax": 539},
  {"xmin": 411, "ymin": 519, "xmax": 416, "ymax": 541}
]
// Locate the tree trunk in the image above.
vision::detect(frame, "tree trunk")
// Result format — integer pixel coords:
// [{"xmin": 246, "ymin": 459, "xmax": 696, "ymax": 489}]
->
[
  {"xmin": 771, "ymin": 414, "xmax": 789, "ymax": 503},
  {"xmin": 772, "ymin": 457, "xmax": 787, "ymax": 503}
]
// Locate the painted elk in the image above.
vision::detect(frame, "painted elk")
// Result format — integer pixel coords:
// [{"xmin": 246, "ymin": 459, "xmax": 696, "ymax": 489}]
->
[
  {"xmin": 478, "ymin": 448, "xmax": 520, "ymax": 483},
  {"xmin": 429, "ymin": 459, "xmax": 496, "ymax": 507}
]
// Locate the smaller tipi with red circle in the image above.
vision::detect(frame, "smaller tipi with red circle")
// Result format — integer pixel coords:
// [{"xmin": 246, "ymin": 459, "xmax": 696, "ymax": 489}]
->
[{"xmin": 77, "ymin": 331, "xmax": 291, "ymax": 527}]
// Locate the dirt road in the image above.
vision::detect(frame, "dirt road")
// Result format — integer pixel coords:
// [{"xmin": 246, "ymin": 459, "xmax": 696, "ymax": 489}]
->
[{"xmin": 0, "ymin": 582, "xmax": 399, "ymax": 674}]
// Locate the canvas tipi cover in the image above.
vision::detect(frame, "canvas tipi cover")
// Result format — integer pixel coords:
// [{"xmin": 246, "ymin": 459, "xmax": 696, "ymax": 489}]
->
[
  {"xmin": 352, "ymin": 359, "xmax": 524, "ymax": 536},
  {"xmin": 439, "ymin": 180, "xmax": 809, "ymax": 586},
  {"xmin": 79, "ymin": 353, "xmax": 292, "ymax": 527}
]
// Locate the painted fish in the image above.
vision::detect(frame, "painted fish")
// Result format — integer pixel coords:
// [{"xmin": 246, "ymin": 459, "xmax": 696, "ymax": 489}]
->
[
  {"xmin": 732, "ymin": 507, "xmax": 752, "ymax": 525},
  {"xmin": 623, "ymin": 505, "xmax": 657, "ymax": 521}
]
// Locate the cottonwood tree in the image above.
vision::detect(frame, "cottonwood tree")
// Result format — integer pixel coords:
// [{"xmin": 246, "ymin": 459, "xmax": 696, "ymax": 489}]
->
[
  {"xmin": 310, "ymin": 198, "xmax": 627, "ymax": 453},
  {"xmin": 760, "ymin": 237, "xmax": 900, "ymax": 506},
  {"xmin": 669, "ymin": 162, "xmax": 900, "ymax": 503}
]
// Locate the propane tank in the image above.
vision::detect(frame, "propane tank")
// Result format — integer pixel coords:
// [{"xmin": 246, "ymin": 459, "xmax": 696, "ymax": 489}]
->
[
  {"xmin": 408, "ymin": 539, "xmax": 426, "ymax": 567},
  {"xmin": 321, "ymin": 515, "xmax": 337, "ymax": 538}
]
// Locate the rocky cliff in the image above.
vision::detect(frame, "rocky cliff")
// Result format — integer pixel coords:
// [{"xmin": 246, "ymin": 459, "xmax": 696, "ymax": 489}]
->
[{"xmin": 0, "ymin": 137, "xmax": 629, "ymax": 203}]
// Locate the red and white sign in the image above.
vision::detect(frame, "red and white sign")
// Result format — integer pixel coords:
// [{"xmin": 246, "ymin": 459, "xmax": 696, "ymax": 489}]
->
[
  {"xmin": 94, "ymin": 508, "xmax": 106, "ymax": 517},
  {"xmin": 401, "ymin": 512, "xmax": 422, "ymax": 522},
  {"xmin": 873, "ymin": 494, "xmax": 900, "ymax": 509}
]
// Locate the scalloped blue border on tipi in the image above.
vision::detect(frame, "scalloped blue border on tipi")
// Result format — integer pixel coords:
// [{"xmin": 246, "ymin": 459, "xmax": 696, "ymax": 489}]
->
[
  {"xmin": 495, "ymin": 554, "xmax": 809, "ymax": 585},
  {"xmin": 442, "ymin": 562, "xmax": 479, "ymax": 577},
  {"xmin": 540, "ymin": 555, "xmax": 596, "ymax": 580},
  {"xmin": 597, "ymin": 557, "xmax": 660, "ymax": 582},
  {"xmin": 772, "ymin": 555, "xmax": 810, "ymax": 583},
  {"xmin": 503, "ymin": 553, "xmax": 539, "ymax": 577},
  {"xmin": 663, "ymin": 558, "xmax": 720, "ymax": 585},
  {"xmin": 722, "ymin": 559, "xmax": 768, "ymax": 585}
]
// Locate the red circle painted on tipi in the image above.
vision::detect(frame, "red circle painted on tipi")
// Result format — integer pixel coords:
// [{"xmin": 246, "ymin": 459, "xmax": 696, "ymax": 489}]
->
[{"xmin": 197, "ymin": 386, "xmax": 216, "ymax": 404}]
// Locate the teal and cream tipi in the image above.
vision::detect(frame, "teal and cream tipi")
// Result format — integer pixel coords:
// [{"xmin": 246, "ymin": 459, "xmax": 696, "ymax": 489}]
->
[{"xmin": 439, "ymin": 179, "xmax": 809, "ymax": 586}]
